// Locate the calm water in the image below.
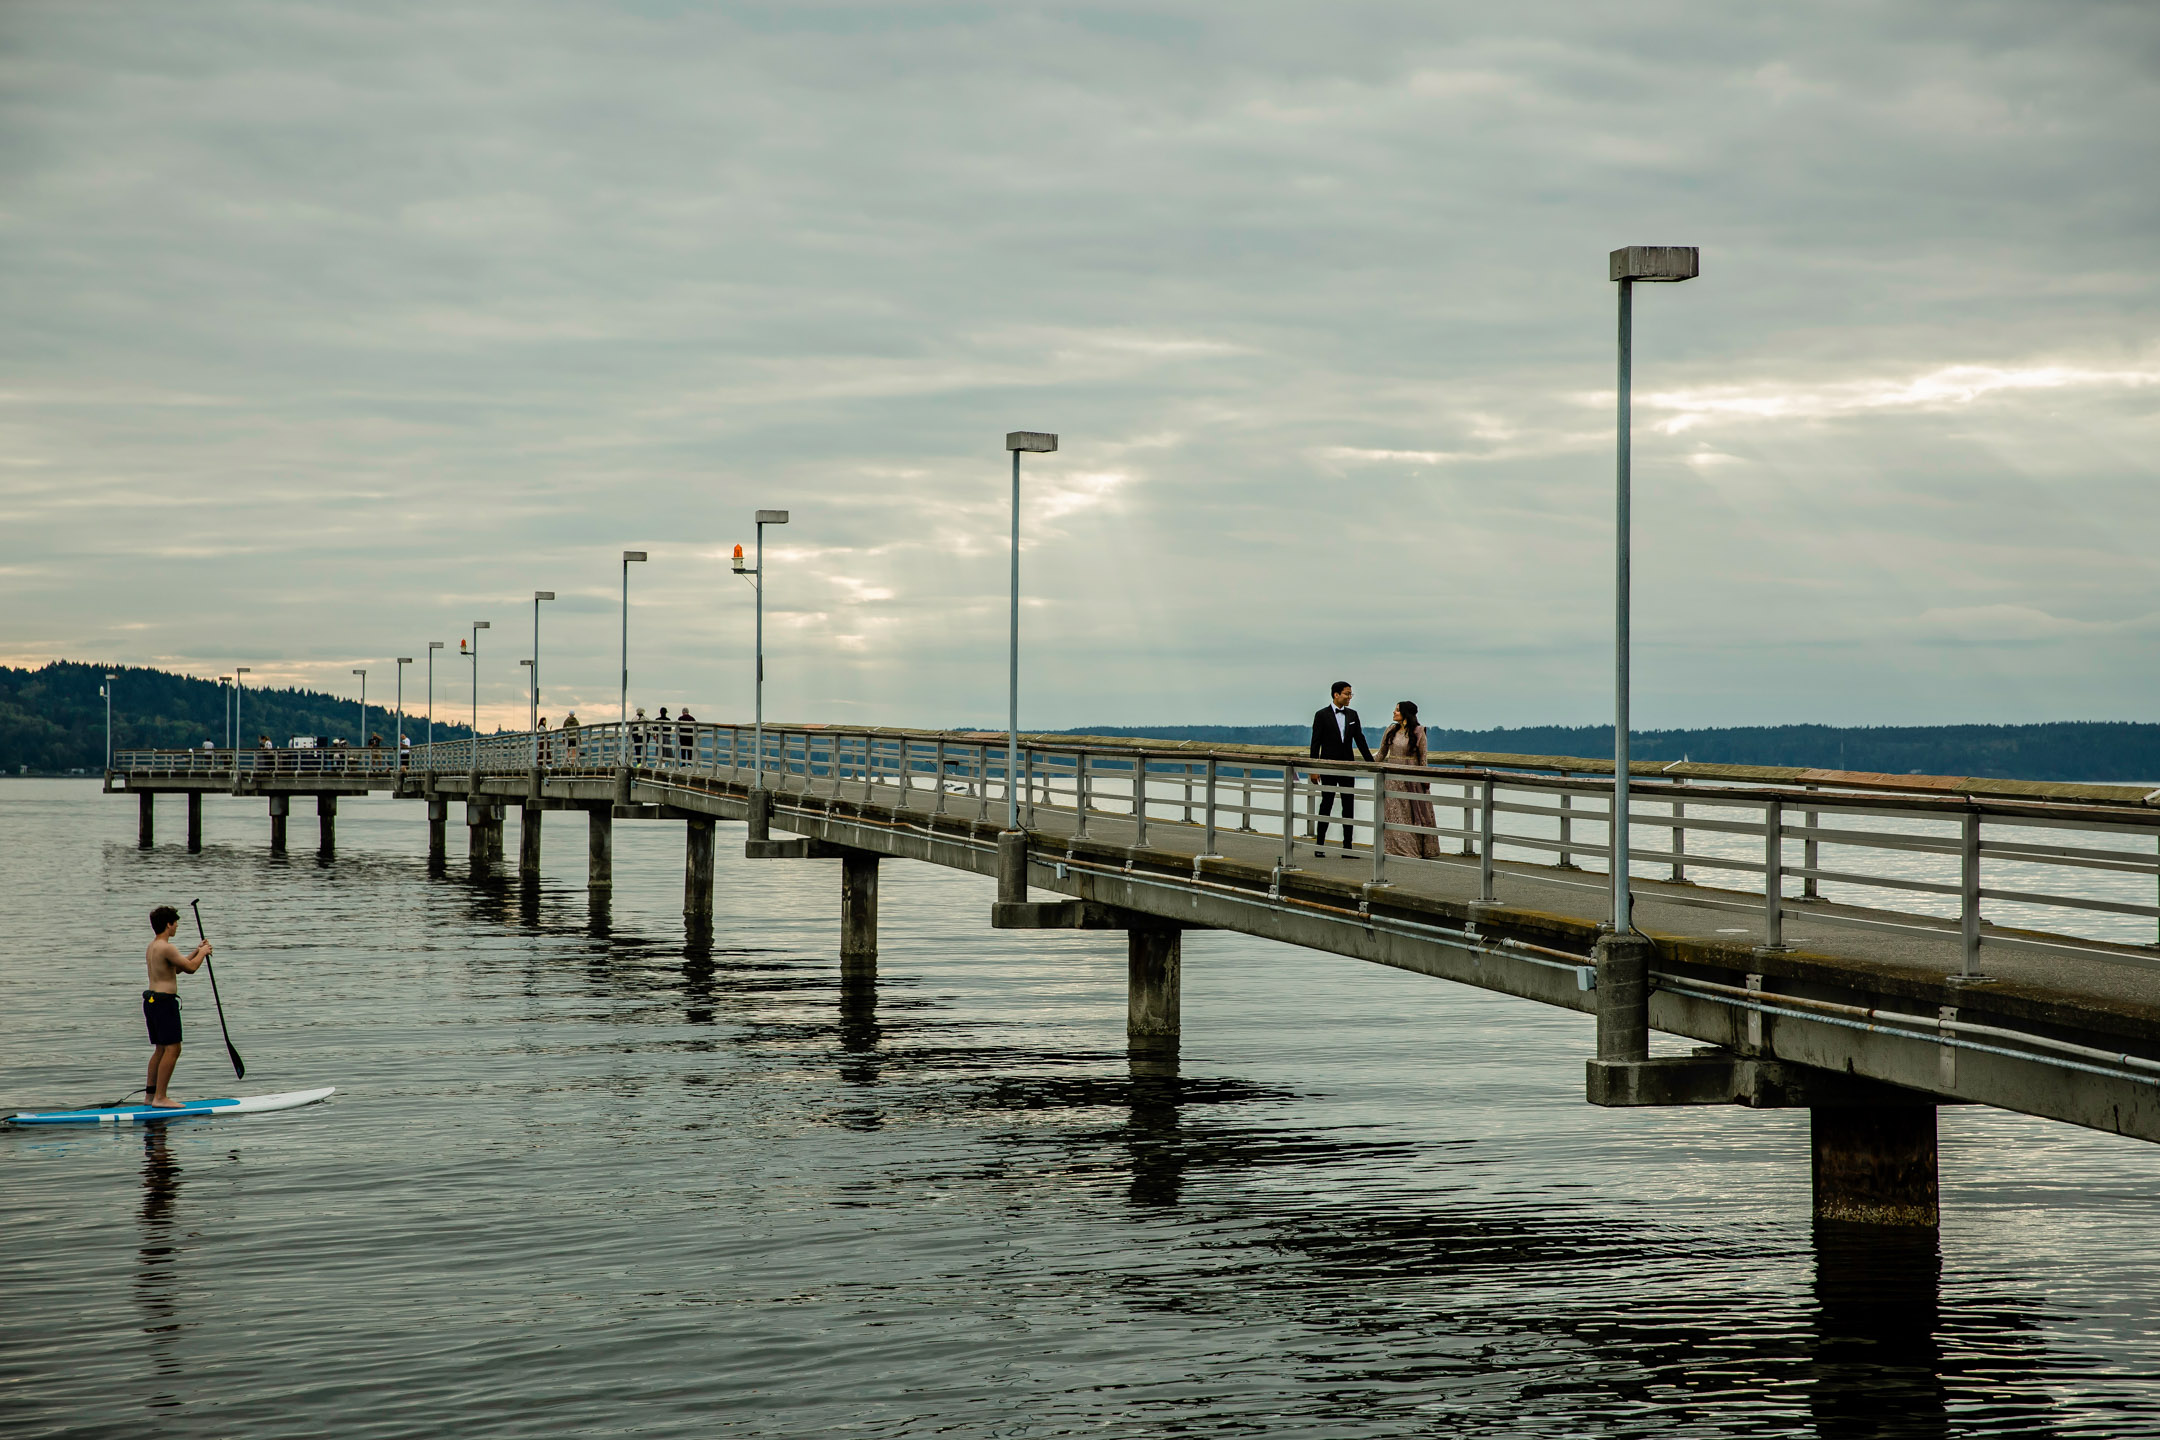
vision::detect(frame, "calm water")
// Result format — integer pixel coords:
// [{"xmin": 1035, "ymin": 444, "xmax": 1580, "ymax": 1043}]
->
[{"xmin": 5, "ymin": 778, "xmax": 2160, "ymax": 1438}]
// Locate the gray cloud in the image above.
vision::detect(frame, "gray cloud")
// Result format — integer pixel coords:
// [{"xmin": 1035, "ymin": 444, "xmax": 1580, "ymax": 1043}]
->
[{"xmin": 3, "ymin": 0, "xmax": 2156, "ymax": 730}]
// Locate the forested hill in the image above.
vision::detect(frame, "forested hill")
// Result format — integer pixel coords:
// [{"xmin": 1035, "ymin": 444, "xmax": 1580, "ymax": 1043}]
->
[
  {"xmin": 1058, "ymin": 722, "xmax": 2160, "ymax": 784},
  {"xmin": 0, "ymin": 662, "xmax": 473, "ymax": 774}
]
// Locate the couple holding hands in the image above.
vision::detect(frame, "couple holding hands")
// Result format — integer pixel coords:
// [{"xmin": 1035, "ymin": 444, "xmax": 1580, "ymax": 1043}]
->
[{"xmin": 1307, "ymin": 681, "xmax": 1441, "ymax": 860}]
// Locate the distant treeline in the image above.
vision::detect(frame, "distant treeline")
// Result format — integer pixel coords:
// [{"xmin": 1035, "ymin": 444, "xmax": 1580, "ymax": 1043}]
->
[
  {"xmin": 0, "ymin": 662, "xmax": 473, "ymax": 774},
  {"xmin": 1059, "ymin": 722, "xmax": 2160, "ymax": 783}
]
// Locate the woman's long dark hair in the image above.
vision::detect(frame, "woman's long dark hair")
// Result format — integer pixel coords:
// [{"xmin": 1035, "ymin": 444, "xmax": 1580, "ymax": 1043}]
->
[{"xmin": 1381, "ymin": 700, "xmax": 1423, "ymax": 758}]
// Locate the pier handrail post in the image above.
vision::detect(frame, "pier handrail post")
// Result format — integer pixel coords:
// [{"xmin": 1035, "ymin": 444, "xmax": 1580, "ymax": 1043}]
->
[
  {"xmin": 1203, "ymin": 756, "xmax": 1221, "ymax": 857},
  {"xmin": 1558, "ymin": 781, "xmax": 1574, "ymax": 868},
  {"xmin": 1240, "ymin": 765, "xmax": 1254, "ymax": 833},
  {"xmin": 1803, "ymin": 784, "xmax": 1820, "ymax": 900},
  {"xmin": 1371, "ymin": 764, "xmax": 1389, "ymax": 884},
  {"xmin": 1280, "ymin": 763, "xmax": 1297, "ymax": 870},
  {"xmin": 1075, "ymin": 751, "xmax": 1090, "ymax": 838},
  {"xmin": 1671, "ymin": 796, "xmax": 1687, "ymax": 883},
  {"xmin": 1133, "ymin": 752, "xmax": 1149, "ymax": 847},
  {"xmin": 1763, "ymin": 798, "xmax": 1788, "ymax": 950},
  {"xmin": 1479, "ymin": 775, "xmax": 1496, "ymax": 902},
  {"xmin": 1960, "ymin": 810, "xmax": 1983, "ymax": 976}
]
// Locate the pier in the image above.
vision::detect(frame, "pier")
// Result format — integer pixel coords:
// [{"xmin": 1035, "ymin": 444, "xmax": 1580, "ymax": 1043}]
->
[{"xmin": 109, "ymin": 722, "xmax": 2160, "ymax": 1229}]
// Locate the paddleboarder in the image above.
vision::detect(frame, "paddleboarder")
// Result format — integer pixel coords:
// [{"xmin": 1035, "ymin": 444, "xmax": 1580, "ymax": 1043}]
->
[{"xmin": 143, "ymin": 905, "xmax": 211, "ymax": 1108}]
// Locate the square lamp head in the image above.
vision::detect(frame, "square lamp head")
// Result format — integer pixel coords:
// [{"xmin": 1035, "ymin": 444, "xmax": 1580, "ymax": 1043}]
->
[
  {"xmin": 1610, "ymin": 246, "xmax": 1699, "ymax": 282},
  {"xmin": 623, "ymin": 551, "xmax": 647, "ymax": 564},
  {"xmin": 535, "ymin": 590, "xmax": 555, "ymax": 602},
  {"xmin": 756, "ymin": 510, "xmax": 789, "ymax": 525},
  {"xmin": 1006, "ymin": 432, "xmax": 1058, "ymax": 453}
]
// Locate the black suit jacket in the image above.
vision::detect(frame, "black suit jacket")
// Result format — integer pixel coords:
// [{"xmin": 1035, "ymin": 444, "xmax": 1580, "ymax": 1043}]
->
[{"xmin": 1309, "ymin": 705, "xmax": 1373, "ymax": 762}]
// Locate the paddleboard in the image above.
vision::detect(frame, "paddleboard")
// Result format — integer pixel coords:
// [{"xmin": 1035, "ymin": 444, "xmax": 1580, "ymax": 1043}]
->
[{"xmin": 7, "ymin": 1086, "xmax": 335, "ymax": 1127}]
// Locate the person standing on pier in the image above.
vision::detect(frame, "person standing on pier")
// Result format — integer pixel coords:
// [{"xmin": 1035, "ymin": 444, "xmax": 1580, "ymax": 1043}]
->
[
  {"xmin": 142, "ymin": 905, "xmax": 211, "ymax": 1108},
  {"xmin": 562, "ymin": 711, "xmax": 580, "ymax": 766},
  {"xmin": 1308, "ymin": 681, "xmax": 1372, "ymax": 856},
  {"xmin": 656, "ymin": 707, "xmax": 673, "ymax": 763},
  {"xmin": 676, "ymin": 707, "xmax": 697, "ymax": 766},
  {"xmin": 1378, "ymin": 701, "xmax": 1441, "ymax": 859}
]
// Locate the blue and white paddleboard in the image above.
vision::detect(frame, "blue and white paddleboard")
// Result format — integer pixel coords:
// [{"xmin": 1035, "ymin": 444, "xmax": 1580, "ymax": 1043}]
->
[{"xmin": 7, "ymin": 1086, "xmax": 335, "ymax": 1127}]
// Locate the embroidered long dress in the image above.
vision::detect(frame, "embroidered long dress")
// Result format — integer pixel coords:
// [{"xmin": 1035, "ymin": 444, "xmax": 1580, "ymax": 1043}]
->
[{"xmin": 1379, "ymin": 723, "xmax": 1441, "ymax": 858}]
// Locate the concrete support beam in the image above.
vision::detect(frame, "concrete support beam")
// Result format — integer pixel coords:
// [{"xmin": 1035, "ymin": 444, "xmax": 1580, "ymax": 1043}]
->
[
  {"xmin": 138, "ymin": 791, "xmax": 154, "ymax": 848},
  {"xmin": 519, "ymin": 805, "xmax": 543, "ymax": 882},
  {"xmin": 269, "ymin": 793, "xmax": 289, "ymax": 854},
  {"xmin": 186, "ymin": 792, "xmax": 203, "ymax": 852},
  {"xmin": 316, "ymin": 793, "xmax": 337, "ymax": 856},
  {"xmin": 994, "ymin": 899, "xmax": 1139, "ymax": 930},
  {"xmin": 1813, "ymin": 1105, "xmax": 1939, "ymax": 1228},
  {"xmin": 588, "ymin": 807, "xmax": 613, "ymax": 891},
  {"xmin": 684, "ymin": 817, "xmax": 715, "ymax": 916},
  {"xmin": 427, "ymin": 799, "xmax": 447, "ymax": 865},
  {"xmin": 486, "ymin": 806, "xmax": 505, "ymax": 866},
  {"xmin": 1594, "ymin": 931, "xmax": 1653, "ymax": 1064},
  {"xmin": 746, "ymin": 788, "xmax": 772, "ymax": 843},
  {"xmin": 841, "ymin": 851, "xmax": 878, "ymax": 977},
  {"xmin": 1128, "ymin": 927, "xmax": 1181, "ymax": 1044}
]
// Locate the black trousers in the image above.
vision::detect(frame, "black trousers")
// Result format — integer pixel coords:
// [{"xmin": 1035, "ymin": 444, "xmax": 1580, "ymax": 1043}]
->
[{"xmin": 1315, "ymin": 773, "xmax": 1355, "ymax": 846}]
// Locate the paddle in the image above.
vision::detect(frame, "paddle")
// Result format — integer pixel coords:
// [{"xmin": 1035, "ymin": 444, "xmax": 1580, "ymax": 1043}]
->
[{"xmin": 189, "ymin": 900, "xmax": 245, "ymax": 1081}]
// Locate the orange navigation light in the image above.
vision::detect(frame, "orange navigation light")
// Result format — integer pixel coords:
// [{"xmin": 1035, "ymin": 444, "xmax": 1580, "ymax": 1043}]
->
[{"xmin": 731, "ymin": 544, "xmax": 747, "ymax": 573}]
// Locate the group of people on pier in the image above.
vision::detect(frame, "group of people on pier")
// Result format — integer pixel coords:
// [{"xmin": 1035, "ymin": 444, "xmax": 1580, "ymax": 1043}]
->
[{"xmin": 530, "ymin": 706, "xmax": 701, "ymax": 768}]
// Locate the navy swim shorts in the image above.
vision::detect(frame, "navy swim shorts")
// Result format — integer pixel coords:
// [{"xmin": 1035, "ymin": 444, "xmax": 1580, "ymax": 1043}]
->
[{"xmin": 143, "ymin": 990, "xmax": 182, "ymax": 1047}]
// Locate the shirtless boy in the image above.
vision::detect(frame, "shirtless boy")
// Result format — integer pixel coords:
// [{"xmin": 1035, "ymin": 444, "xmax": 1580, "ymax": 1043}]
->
[{"xmin": 144, "ymin": 905, "xmax": 212, "ymax": 1107}]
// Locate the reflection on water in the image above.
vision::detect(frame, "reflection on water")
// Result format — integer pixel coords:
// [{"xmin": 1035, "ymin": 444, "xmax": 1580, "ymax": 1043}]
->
[
  {"xmin": 2, "ymin": 784, "xmax": 2154, "ymax": 1438},
  {"xmin": 134, "ymin": 1128, "xmax": 183, "ymax": 1410}
]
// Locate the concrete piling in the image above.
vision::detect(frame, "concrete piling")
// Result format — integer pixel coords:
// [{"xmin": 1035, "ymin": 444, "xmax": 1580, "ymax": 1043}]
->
[
  {"xmin": 138, "ymin": 791, "xmax": 154, "ymax": 848},
  {"xmin": 841, "ymin": 851, "xmax": 878, "ymax": 977},
  {"xmin": 269, "ymin": 793, "xmax": 288, "ymax": 853},
  {"xmin": 1595, "ymin": 931, "xmax": 1653, "ymax": 1064},
  {"xmin": 588, "ymin": 807, "xmax": 613, "ymax": 891},
  {"xmin": 1128, "ymin": 927, "xmax": 1181, "ymax": 1045},
  {"xmin": 186, "ymin": 792, "xmax": 203, "ymax": 852},
  {"xmin": 427, "ymin": 798, "xmax": 447, "ymax": 865},
  {"xmin": 1813, "ymin": 1105, "xmax": 1939, "ymax": 1228},
  {"xmin": 997, "ymin": 830, "xmax": 1028, "ymax": 906},
  {"xmin": 746, "ymin": 788, "xmax": 771, "ymax": 843},
  {"xmin": 684, "ymin": 817, "xmax": 715, "ymax": 916},
  {"xmin": 316, "ymin": 793, "xmax": 336, "ymax": 856},
  {"xmin": 467, "ymin": 800, "xmax": 504, "ymax": 872},
  {"xmin": 519, "ymin": 804, "xmax": 543, "ymax": 883}
]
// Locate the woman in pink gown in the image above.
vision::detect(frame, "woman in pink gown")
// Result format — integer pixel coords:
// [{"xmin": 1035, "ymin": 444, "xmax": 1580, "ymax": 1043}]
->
[{"xmin": 1378, "ymin": 701, "xmax": 1441, "ymax": 858}]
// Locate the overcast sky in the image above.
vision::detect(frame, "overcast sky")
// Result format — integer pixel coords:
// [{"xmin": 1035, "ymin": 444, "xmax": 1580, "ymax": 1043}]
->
[{"xmin": 3, "ymin": 1, "xmax": 2156, "ymax": 733}]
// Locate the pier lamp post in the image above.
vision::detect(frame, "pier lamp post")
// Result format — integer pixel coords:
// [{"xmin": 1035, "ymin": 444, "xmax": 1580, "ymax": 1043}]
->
[
  {"xmin": 1608, "ymin": 245, "xmax": 1698, "ymax": 934},
  {"xmin": 1003, "ymin": 431, "xmax": 1058, "ymax": 831},
  {"xmin": 353, "ymin": 668, "xmax": 368, "ymax": 749},
  {"xmin": 103, "ymin": 672, "xmax": 115, "ymax": 771},
  {"xmin": 395, "ymin": 657, "xmax": 411, "ymax": 764},
  {"xmin": 234, "ymin": 668, "xmax": 250, "ymax": 756},
  {"xmin": 468, "ymin": 621, "xmax": 490, "ymax": 738},
  {"xmin": 531, "ymin": 591, "xmax": 555, "ymax": 737},
  {"xmin": 732, "ymin": 513, "xmax": 788, "ymax": 778},
  {"xmin": 426, "ymin": 641, "xmax": 444, "ymax": 770},
  {"xmin": 620, "ymin": 552, "xmax": 646, "ymax": 728},
  {"xmin": 220, "ymin": 676, "xmax": 234, "ymax": 750}
]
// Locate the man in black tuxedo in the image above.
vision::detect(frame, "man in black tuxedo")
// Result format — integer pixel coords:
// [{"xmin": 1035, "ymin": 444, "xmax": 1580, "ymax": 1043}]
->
[{"xmin": 1308, "ymin": 681, "xmax": 1372, "ymax": 856}]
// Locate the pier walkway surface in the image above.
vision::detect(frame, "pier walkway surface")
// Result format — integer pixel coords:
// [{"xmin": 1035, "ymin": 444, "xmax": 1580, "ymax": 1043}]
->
[{"xmin": 111, "ymin": 720, "xmax": 2160, "ymax": 1227}]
